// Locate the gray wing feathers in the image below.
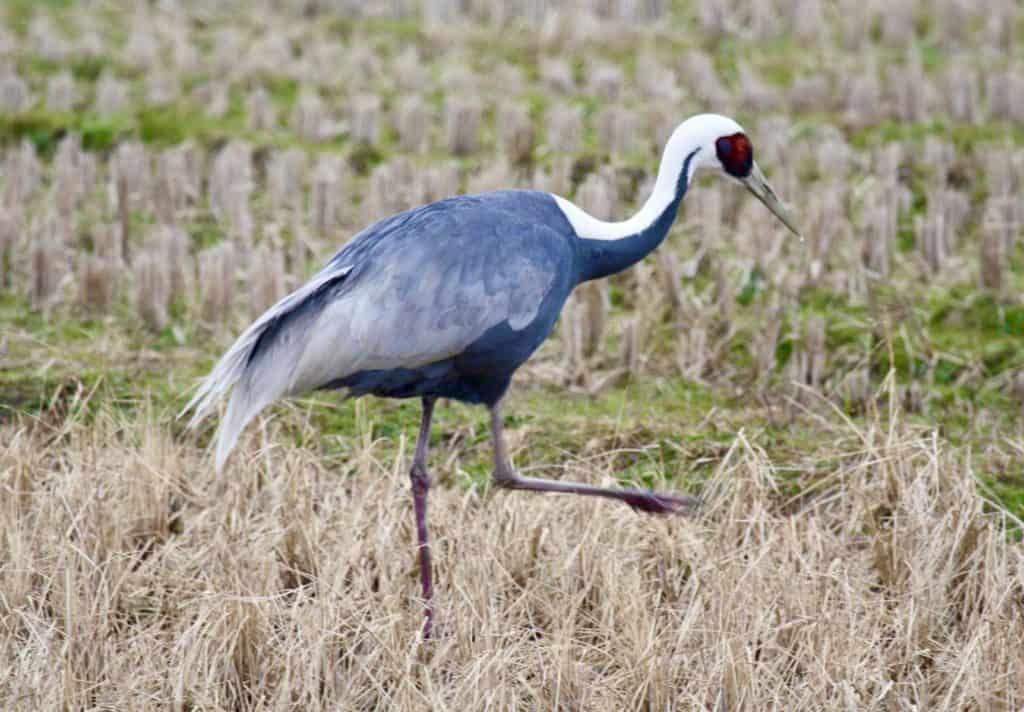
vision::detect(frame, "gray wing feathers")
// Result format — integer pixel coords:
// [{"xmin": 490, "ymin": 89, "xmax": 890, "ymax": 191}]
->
[
  {"xmin": 181, "ymin": 204, "xmax": 559, "ymax": 471},
  {"xmin": 293, "ymin": 254, "xmax": 553, "ymax": 392}
]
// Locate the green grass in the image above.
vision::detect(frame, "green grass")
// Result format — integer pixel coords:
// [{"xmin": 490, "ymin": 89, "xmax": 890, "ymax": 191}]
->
[
  {"xmin": 4, "ymin": 265, "xmax": 1021, "ymax": 516},
  {"xmin": 4, "ymin": 0, "xmax": 72, "ymax": 35}
]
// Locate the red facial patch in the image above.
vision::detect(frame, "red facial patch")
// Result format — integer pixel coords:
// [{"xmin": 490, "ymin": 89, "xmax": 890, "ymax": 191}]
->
[{"xmin": 715, "ymin": 132, "xmax": 753, "ymax": 178}]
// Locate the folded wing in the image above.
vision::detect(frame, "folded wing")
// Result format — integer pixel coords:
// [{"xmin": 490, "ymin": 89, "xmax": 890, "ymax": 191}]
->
[{"xmin": 181, "ymin": 196, "xmax": 561, "ymax": 471}]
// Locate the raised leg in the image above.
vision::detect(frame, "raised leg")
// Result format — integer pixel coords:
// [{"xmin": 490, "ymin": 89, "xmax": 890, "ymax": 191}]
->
[
  {"xmin": 489, "ymin": 402, "xmax": 699, "ymax": 514},
  {"xmin": 410, "ymin": 396, "xmax": 436, "ymax": 638}
]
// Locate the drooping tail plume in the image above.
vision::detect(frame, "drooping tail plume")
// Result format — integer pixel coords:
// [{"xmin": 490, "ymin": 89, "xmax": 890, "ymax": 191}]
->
[{"xmin": 180, "ymin": 265, "xmax": 352, "ymax": 471}]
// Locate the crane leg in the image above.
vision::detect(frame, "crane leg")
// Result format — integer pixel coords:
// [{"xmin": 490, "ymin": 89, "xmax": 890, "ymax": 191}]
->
[
  {"xmin": 488, "ymin": 402, "xmax": 699, "ymax": 514},
  {"xmin": 410, "ymin": 396, "xmax": 436, "ymax": 638}
]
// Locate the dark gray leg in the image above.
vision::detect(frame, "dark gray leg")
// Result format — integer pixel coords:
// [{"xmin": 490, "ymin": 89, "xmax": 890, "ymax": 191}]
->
[
  {"xmin": 489, "ymin": 402, "xmax": 699, "ymax": 514},
  {"xmin": 410, "ymin": 396, "xmax": 436, "ymax": 638}
]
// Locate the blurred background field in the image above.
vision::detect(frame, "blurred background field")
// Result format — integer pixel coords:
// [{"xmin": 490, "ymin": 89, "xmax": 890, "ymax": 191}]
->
[{"xmin": 1, "ymin": 1, "xmax": 1023, "ymax": 709}]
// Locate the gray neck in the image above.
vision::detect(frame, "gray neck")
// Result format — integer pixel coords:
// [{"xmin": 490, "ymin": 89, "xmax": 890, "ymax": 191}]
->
[{"xmin": 574, "ymin": 148, "xmax": 700, "ymax": 283}]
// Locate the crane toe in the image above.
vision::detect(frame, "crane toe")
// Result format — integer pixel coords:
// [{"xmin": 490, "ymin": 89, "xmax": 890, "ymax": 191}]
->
[{"xmin": 621, "ymin": 488, "xmax": 701, "ymax": 515}]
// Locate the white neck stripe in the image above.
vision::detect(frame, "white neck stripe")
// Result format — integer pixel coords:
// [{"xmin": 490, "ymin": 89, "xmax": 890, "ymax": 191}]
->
[{"xmin": 549, "ymin": 113, "xmax": 743, "ymax": 241}]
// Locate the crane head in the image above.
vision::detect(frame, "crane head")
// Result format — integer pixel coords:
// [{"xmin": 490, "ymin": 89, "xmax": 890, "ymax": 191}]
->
[
  {"xmin": 665, "ymin": 114, "xmax": 801, "ymax": 238},
  {"xmin": 711, "ymin": 128, "xmax": 801, "ymax": 239}
]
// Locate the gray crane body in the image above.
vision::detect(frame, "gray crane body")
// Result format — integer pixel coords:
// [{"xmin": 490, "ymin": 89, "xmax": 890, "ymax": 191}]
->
[
  {"xmin": 187, "ymin": 168, "xmax": 695, "ymax": 470},
  {"xmin": 183, "ymin": 114, "xmax": 799, "ymax": 474},
  {"xmin": 182, "ymin": 113, "xmax": 800, "ymax": 637}
]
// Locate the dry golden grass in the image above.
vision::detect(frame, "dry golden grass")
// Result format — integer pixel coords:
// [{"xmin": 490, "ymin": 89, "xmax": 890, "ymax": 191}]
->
[{"xmin": 2, "ymin": 388, "xmax": 1022, "ymax": 710}]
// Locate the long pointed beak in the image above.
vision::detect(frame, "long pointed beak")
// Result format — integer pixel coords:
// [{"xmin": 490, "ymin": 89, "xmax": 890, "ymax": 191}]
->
[{"xmin": 742, "ymin": 162, "xmax": 801, "ymax": 239}]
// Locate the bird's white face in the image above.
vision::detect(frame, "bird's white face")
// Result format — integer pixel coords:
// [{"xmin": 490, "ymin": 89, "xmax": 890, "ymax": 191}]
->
[
  {"xmin": 665, "ymin": 113, "xmax": 744, "ymax": 179},
  {"xmin": 674, "ymin": 114, "xmax": 801, "ymax": 237}
]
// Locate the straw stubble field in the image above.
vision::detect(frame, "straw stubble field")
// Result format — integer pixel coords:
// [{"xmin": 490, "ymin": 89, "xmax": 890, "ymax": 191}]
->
[{"xmin": 1, "ymin": 0, "xmax": 1023, "ymax": 709}]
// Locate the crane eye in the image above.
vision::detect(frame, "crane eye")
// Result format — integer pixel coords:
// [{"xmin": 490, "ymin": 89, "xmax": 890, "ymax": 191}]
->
[{"xmin": 715, "ymin": 133, "xmax": 753, "ymax": 178}]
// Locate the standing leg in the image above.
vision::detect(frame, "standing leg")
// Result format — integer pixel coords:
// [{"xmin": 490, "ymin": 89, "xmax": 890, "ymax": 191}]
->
[
  {"xmin": 489, "ymin": 401, "xmax": 699, "ymax": 514},
  {"xmin": 410, "ymin": 396, "xmax": 436, "ymax": 638}
]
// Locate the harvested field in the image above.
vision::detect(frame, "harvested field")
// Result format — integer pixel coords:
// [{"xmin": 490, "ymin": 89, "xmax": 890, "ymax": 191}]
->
[
  {"xmin": 3, "ymin": 400, "xmax": 1023, "ymax": 709},
  {"xmin": 1, "ymin": 0, "xmax": 1023, "ymax": 709}
]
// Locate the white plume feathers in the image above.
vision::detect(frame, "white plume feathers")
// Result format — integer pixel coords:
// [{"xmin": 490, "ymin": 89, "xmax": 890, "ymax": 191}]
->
[{"xmin": 179, "ymin": 265, "xmax": 351, "ymax": 471}]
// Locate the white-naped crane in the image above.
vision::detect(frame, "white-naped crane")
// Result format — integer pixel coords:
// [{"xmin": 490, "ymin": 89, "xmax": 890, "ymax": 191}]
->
[{"xmin": 182, "ymin": 113, "xmax": 800, "ymax": 637}]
